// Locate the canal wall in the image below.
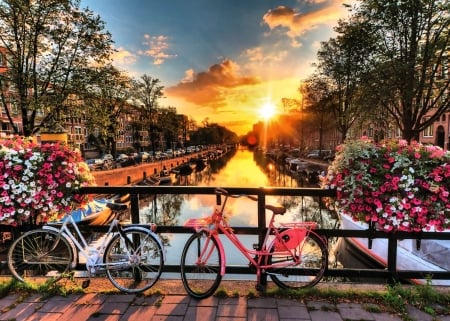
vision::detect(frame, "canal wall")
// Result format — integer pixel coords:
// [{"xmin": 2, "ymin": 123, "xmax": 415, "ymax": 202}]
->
[{"xmin": 92, "ymin": 157, "xmax": 194, "ymax": 186}]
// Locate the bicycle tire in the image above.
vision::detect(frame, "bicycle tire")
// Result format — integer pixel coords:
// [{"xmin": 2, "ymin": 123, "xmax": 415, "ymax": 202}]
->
[
  {"xmin": 268, "ymin": 231, "xmax": 327, "ymax": 289},
  {"xmin": 104, "ymin": 227, "xmax": 163, "ymax": 293},
  {"xmin": 180, "ymin": 231, "xmax": 222, "ymax": 299},
  {"xmin": 7, "ymin": 229, "xmax": 73, "ymax": 287}
]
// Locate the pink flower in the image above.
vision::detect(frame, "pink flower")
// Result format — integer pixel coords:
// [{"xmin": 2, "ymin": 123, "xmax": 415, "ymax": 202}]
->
[
  {"xmin": 0, "ymin": 136, "xmax": 96, "ymax": 224},
  {"xmin": 322, "ymin": 138, "xmax": 450, "ymax": 232}
]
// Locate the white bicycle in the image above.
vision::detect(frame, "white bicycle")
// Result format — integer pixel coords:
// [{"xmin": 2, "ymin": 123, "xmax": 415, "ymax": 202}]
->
[{"xmin": 8, "ymin": 203, "xmax": 165, "ymax": 293}]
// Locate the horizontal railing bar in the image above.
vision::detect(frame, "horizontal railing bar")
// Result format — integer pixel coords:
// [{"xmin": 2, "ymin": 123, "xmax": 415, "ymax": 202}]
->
[{"xmin": 80, "ymin": 185, "xmax": 337, "ymax": 197}]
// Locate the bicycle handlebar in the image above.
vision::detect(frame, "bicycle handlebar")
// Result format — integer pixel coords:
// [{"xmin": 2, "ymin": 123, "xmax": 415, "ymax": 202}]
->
[{"xmin": 215, "ymin": 187, "xmax": 258, "ymax": 204}]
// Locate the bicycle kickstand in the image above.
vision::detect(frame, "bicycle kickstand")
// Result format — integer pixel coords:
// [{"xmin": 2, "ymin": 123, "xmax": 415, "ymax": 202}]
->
[
  {"xmin": 82, "ymin": 279, "xmax": 90, "ymax": 289},
  {"xmin": 81, "ymin": 269, "xmax": 95, "ymax": 289},
  {"xmin": 255, "ymin": 270, "xmax": 268, "ymax": 293}
]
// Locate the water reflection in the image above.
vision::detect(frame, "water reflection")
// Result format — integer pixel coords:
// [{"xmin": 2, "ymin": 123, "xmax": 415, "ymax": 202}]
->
[{"xmin": 139, "ymin": 147, "xmax": 340, "ymax": 270}]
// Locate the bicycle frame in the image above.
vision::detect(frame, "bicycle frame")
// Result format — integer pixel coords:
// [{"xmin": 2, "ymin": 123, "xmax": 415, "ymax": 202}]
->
[{"xmin": 42, "ymin": 214, "xmax": 135, "ymax": 274}]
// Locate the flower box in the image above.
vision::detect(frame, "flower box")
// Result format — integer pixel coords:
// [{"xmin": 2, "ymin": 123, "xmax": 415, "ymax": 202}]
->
[
  {"xmin": 321, "ymin": 138, "xmax": 450, "ymax": 232},
  {"xmin": 0, "ymin": 136, "xmax": 95, "ymax": 225}
]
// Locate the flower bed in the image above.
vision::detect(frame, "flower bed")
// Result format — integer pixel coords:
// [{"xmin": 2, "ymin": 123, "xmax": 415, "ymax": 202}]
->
[
  {"xmin": 321, "ymin": 138, "xmax": 450, "ymax": 232},
  {"xmin": 0, "ymin": 136, "xmax": 95, "ymax": 225}
]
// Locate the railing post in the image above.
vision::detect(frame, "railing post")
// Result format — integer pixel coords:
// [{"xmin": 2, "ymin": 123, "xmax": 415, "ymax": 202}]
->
[
  {"xmin": 257, "ymin": 189, "xmax": 267, "ymax": 289},
  {"xmin": 387, "ymin": 232, "xmax": 398, "ymax": 284},
  {"xmin": 130, "ymin": 193, "xmax": 140, "ymax": 224}
]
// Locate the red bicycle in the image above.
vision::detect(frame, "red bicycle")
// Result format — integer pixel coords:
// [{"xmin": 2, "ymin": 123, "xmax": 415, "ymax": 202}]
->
[{"xmin": 180, "ymin": 188, "xmax": 328, "ymax": 299}]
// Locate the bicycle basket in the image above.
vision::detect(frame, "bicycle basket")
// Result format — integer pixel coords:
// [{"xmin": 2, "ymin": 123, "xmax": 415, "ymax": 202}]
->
[{"xmin": 184, "ymin": 217, "xmax": 213, "ymax": 231}]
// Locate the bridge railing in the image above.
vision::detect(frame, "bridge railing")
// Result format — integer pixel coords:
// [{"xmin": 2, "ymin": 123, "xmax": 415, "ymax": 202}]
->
[{"xmin": 75, "ymin": 185, "xmax": 450, "ymax": 284}]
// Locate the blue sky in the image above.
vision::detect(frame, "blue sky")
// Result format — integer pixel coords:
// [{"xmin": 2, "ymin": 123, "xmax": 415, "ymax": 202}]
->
[{"xmin": 82, "ymin": 0, "xmax": 352, "ymax": 134}]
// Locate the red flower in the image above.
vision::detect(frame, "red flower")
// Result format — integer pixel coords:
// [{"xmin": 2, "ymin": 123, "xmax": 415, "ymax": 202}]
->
[
  {"xmin": 321, "ymin": 138, "xmax": 450, "ymax": 232},
  {"xmin": 0, "ymin": 136, "xmax": 96, "ymax": 224}
]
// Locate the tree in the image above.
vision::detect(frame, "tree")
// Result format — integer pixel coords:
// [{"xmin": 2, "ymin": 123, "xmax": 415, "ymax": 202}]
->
[
  {"xmin": 131, "ymin": 75, "xmax": 164, "ymax": 153},
  {"xmin": 190, "ymin": 123, "xmax": 238, "ymax": 146},
  {"xmin": 0, "ymin": 0, "xmax": 113, "ymax": 136},
  {"xmin": 82, "ymin": 65, "xmax": 131, "ymax": 157},
  {"xmin": 356, "ymin": 0, "xmax": 450, "ymax": 142},
  {"xmin": 158, "ymin": 107, "xmax": 181, "ymax": 150},
  {"xmin": 314, "ymin": 17, "xmax": 377, "ymax": 142},
  {"xmin": 302, "ymin": 74, "xmax": 336, "ymax": 152}
]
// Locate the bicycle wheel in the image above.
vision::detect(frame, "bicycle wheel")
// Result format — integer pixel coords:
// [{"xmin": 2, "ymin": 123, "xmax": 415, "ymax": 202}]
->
[
  {"xmin": 180, "ymin": 231, "xmax": 222, "ymax": 299},
  {"xmin": 268, "ymin": 231, "xmax": 327, "ymax": 289},
  {"xmin": 8, "ymin": 229, "xmax": 73, "ymax": 287},
  {"xmin": 104, "ymin": 227, "xmax": 163, "ymax": 293}
]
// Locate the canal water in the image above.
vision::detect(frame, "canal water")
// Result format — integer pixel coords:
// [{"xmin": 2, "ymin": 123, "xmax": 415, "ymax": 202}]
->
[{"xmin": 139, "ymin": 147, "xmax": 343, "ymax": 279}]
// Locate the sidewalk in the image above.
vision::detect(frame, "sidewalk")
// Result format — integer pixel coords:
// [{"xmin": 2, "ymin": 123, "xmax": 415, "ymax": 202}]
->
[{"xmin": 0, "ymin": 280, "xmax": 449, "ymax": 321}]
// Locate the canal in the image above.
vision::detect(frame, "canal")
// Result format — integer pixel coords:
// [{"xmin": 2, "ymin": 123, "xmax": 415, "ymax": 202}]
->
[{"xmin": 138, "ymin": 147, "xmax": 342, "ymax": 279}]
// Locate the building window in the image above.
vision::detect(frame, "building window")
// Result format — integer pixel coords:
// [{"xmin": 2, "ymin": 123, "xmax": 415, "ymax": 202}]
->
[{"xmin": 423, "ymin": 117, "xmax": 433, "ymax": 137}]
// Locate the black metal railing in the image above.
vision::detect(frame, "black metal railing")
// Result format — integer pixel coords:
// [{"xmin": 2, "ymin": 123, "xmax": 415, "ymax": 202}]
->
[
  {"xmin": 2, "ymin": 185, "xmax": 450, "ymax": 284},
  {"xmin": 76, "ymin": 185, "xmax": 450, "ymax": 284}
]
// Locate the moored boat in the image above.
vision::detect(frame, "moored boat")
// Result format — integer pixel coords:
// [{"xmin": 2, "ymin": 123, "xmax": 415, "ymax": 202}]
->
[
  {"xmin": 173, "ymin": 163, "xmax": 193, "ymax": 177},
  {"xmin": 61, "ymin": 196, "xmax": 130, "ymax": 225},
  {"xmin": 286, "ymin": 158, "xmax": 308, "ymax": 176},
  {"xmin": 339, "ymin": 212, "xmax": 450, "ymax": 286},
  {"xmin": 135, "ymin": 176, "xmax": 161, "ymax": 186},
  {"xmin": 151, "ymin": 170, "xmax": 172, "ymax": 185}
]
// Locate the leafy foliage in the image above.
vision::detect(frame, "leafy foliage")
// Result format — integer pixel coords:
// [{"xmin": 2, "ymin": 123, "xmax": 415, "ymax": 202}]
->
[{"xmin": 0, "ymin": 0, "xmax": 113, "ymax": 136}]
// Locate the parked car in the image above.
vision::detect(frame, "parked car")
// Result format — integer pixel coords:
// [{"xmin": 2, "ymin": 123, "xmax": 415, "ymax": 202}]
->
[
  {"xmin": 165, "ymin": 149, "xmax": 174, "ymax": 158},
  {"xmin": 155, "ymin": 151, "xmax": 165, "ymax": 160},
  {"xmin": 103, "ymin": 154, "xmax": 114, "ymax": 161},
  {"xmin": 85, "ymin": 158, "xmax": 104, "ymax": 171},
  {"xmin": 323, "ymin": 151, "xmax": 335, "ymax": 162},
  {"xmin": 116, "ymin": 154, "xmax": 129, "ymax": 162},
  {"xmin": 306, "ymin": 150, "xmax": 320, "ymax": 159},
  {"xmin": 140, "ymin": 152, "xmax": 151, "ymax": 162},
  {"xmin": 306, "ymin": 150, "xmax": 332, "ymax": 159}
]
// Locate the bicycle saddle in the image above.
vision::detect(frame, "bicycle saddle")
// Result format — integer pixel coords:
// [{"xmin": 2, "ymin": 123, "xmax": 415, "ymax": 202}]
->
[
  {"xmin": 106, "ymin": 202, "xmax": 129, "ymax": 211},
  {"xmin": 265, "ymin": 204, "xmax": 286, "ymax": 215}
]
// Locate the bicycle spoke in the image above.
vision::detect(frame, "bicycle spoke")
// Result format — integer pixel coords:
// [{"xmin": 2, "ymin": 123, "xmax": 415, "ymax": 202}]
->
[
  {"xmin": 105, "ymin": 228, "xmax": 163, "ymax": 293},
  {"xmin": 8, "ymin": 230, "xmax": 72, "ymax": 287},
  {"xmin": 269, "ymin": 233, "xmax": 327, "ymax": 288},
  {"xmin": 180, "ymin": 231, "xmax": 222, "ymax": 299}
]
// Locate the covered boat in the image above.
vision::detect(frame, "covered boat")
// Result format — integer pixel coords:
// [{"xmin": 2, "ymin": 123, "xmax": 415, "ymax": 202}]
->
[
  {"xmin": 62, "ymin": 196, "xmax": 130, "ymax": 225},
  {"xmin": 339, "ymin": 212, "xmax": 450, "ymax": 286}
]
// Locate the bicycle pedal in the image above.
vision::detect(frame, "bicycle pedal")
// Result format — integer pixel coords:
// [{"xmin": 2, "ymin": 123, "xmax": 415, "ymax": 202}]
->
[
  {"xmin": 81, "ymin": 280, "xmax": 90, "ymax": 289},
  {"xmin": 255, "ymin": 283, "xmax": 266, "ymax": 292}
]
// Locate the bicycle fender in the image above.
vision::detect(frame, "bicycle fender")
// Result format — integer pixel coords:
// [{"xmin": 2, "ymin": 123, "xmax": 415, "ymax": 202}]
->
[
  {"xmin": 41, "ymin": 226, "xmax": 78, "ymax": 269},
  {"xmin": 123, "ymin": 226, "xmax": 166, "ymax": 261}
]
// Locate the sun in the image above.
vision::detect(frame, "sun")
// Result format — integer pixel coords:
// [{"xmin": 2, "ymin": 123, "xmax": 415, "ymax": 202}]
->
[{"xmin": 259, "ymin": 102, "xmax": 276, "ymax": 121}]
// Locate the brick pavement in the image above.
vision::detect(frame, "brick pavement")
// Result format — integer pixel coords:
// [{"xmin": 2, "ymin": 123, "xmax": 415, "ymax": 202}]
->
[{"xmin": 2, "ymin": 290, "xmax": 450, "ymax": 321}]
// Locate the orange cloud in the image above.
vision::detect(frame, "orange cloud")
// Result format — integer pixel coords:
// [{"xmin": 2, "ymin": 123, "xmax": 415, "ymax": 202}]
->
[
  {"xmin": 110, "ymin": 47, "xmax": 137, "ymax": 67},
  {"xmin": 263, "ymin": 1, "xmax": 348, "ymax": 39},
  {"xmin": 166, "ymin": 59, "xmax": 260, "ymax": 108},
  {"xmin": 138, "ymin": 34, "xmax": 177, "ymax": 65}
]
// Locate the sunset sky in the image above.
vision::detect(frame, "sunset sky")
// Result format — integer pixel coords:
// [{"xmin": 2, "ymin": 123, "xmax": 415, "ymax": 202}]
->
[{"xmin": 81, "ymin": 0, "xmax": 353, "ymax": 135}]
